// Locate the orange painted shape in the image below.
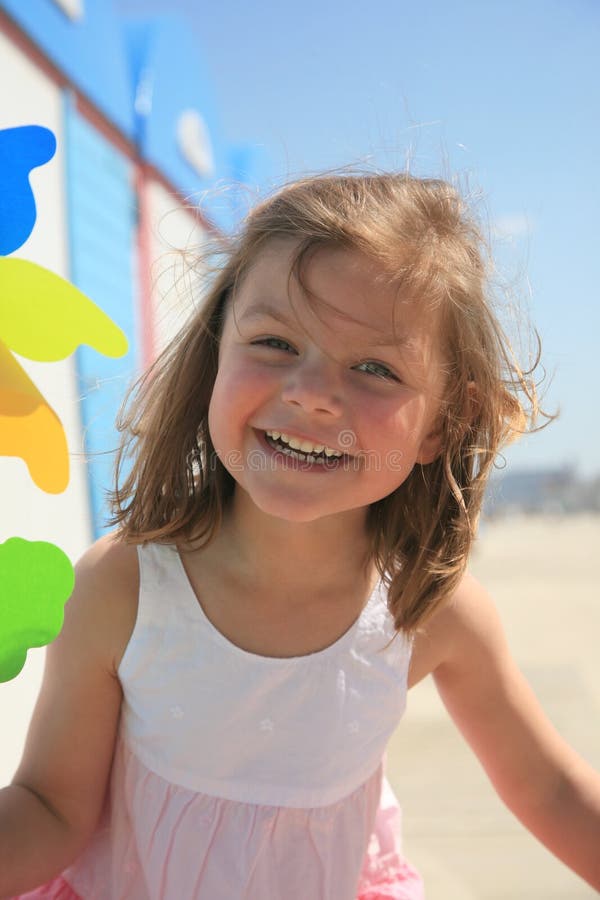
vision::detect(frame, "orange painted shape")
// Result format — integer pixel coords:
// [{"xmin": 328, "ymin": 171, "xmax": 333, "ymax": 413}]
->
[{"xmin": 0, "ymin": 341, "xmax": 69, "ymax": 493}]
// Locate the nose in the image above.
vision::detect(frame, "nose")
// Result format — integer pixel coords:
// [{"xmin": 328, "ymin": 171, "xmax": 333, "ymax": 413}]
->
[{"xmin": 280, "ymin": 358, "xmax": 344, "ymax": 417}]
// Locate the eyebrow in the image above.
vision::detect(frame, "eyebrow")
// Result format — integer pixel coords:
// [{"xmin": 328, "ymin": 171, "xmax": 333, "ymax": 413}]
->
[{"xmin": 236, "ymin": 302, "xmax": 414, "ymax": 350}]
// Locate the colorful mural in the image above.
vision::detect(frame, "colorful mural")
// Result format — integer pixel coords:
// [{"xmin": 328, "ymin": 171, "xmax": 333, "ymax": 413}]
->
[{"xmin": 0, "ymin": 124, "xmax": 127, "ymax": 681}]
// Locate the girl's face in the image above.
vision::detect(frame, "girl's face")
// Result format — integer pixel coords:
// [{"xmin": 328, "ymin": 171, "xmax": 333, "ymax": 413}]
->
[{"xmin": 208, "ymin": 239, "xmax": 446, "ymax": 524}]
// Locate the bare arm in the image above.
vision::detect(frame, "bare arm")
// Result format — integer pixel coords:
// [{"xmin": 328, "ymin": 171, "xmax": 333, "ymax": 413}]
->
[
  {"xmin": 413, "ymin": 573, "xmax": 600, "ymax": 891},
  {"xmin": 0, "ymin": 535, "xmax": 138, "ymax": 897}
]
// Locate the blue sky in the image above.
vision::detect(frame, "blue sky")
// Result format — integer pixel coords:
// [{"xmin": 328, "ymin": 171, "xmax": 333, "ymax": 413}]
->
[{"xmin": 117, "ymin": 0, "xmax": 600, "ymax": 477}]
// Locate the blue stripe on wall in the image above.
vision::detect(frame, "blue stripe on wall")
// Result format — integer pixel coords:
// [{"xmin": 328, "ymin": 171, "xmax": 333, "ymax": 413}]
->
[{"xmin": 64, "ymin": 96, "xmax": 139, "ymax": 538}]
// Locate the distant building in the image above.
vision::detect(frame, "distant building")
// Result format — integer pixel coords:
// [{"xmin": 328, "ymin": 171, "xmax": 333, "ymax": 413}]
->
[{"xmin": 483, "ymin": 466, "xmax": 600, "ymax": 517}]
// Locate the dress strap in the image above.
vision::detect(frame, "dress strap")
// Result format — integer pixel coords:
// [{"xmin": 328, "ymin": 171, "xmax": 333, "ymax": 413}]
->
[{"xmin": 118, "ymin": 543, "xmax": 183, "ymax": 678}]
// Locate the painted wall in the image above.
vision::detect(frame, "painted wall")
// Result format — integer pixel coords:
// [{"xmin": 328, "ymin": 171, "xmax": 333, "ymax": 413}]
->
[
  {"xmin": 0, "ymin": 0, "xmax": 134, "ymax": 135},
  {"xmin": 0, "ymin": 31, "xmax": 93, "ymax": 782},
  {"xmin": 0, "ymin": 31, "xmax": 92, "ymax": 560},
  {"xmin": 1, "ymin": 1, "xmax": 248, "ymax": 222}
]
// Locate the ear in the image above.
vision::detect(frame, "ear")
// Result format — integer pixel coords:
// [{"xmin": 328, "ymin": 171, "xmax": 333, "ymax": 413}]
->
[
  {"xmin": 415, "ymin": 428, "xmax": 444, "ymax": 466},
  {"xmin": 415, "ymin": 381, "xmax": 479, "ymax": 466},
  {"xmin": 463, "ymin": 380, "xmax": 480, "ymax": 427}
]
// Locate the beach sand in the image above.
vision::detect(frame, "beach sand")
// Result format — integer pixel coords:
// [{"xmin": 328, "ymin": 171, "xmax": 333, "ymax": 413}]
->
[{"xmin": 387, "ymin": 513, "xmax": 600, "ymax": 899}]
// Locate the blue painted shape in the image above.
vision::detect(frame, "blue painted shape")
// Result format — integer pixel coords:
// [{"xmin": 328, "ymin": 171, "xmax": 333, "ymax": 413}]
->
[
  {"xmin": 0, "ymin": 0, "xmax": 134, "ymax": 136},
  {"xmin": 64, "ymin": 99, "xmax": 138, "ymax": 538},
  {"xmin": 121, "ymin": 15, "xmax": 231, "ymax": 229},
  {"xmin": 0, "ymin": 125, "xmax": 56, "ymax": 255}
]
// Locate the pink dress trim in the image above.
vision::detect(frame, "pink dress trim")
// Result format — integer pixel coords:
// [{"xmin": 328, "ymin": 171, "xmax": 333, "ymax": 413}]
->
[
  {"xmin": 11, "ymin": 774, "xmax": 423, "ymax": 899},
  {"xmin": 11, "ymin": 875, "xmax": 81, "ymax": 899},
  {"xmin": 356, "ymin": 777, "xmax": 425, "ymax": 900}
]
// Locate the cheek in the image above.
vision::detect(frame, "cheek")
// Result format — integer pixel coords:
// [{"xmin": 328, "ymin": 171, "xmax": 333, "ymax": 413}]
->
[
  {"xmin": 207, "ymin": 362, "xmax": 266, "ymax": 444},
  {"xmin": 207, "ymin": 366, "xmax": 234, "ymax": 444},
  {"xmin": 361, "ymin": 393, "xmax": 429, "ymax": 443},
  {"xmin": 217, "ymin": 346, "xmax": 259, "ymax": 386}
]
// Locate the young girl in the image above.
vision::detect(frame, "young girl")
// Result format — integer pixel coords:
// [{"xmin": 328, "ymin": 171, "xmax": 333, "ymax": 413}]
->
[{"xmin": 1, "ymin": 173, "xmax": 599, "ymax": 899}]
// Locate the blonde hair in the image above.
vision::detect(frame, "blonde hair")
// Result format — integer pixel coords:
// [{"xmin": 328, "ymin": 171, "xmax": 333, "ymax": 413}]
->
[{"xmin": 110, "ymin": 172, "xmax": 550, "ymax": 634}]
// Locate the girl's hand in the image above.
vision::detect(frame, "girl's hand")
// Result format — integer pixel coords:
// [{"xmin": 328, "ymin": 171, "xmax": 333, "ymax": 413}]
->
[{"xmin": 410, "ymin": 573, "xmax": 600, "ymax": 892}]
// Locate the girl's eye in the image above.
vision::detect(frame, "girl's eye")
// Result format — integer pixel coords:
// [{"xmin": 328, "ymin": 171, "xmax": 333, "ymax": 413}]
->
[
  {"xmin": 251, "ymin": 337, "xmax": 296, "ymax": 352},
  {"xmin": 355, "ymin": 361, "xmax": 399, "ymax": 381},
  {"xmin": 251, "ymin": 340, "xmax": 399, "ymax": 382}
]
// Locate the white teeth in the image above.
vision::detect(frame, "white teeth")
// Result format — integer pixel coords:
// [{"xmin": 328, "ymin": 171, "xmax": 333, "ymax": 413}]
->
[{"xmin": 265, "ymin": 430, "xmax": 342, "ymax": 457}]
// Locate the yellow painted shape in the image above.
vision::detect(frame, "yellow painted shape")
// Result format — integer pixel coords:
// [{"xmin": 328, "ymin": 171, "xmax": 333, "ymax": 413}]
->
[
  {"xmin": 0, "ymin": 257, "xmax": 128, "ymax": 361},
  {"xmin": 0, "ymin": 340, "xmax": 68, "ymax": 493}
]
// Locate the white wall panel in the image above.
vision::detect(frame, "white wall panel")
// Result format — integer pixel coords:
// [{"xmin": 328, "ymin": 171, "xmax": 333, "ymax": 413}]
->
[{"xmin": 146, "ymin": 179, "xmax": 208, "ymax": 355}]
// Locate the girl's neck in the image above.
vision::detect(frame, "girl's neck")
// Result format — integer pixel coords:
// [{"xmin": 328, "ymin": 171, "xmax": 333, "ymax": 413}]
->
[{"xmin": 211, "ymin": 490, "xmax": 374, "ymax": 596}]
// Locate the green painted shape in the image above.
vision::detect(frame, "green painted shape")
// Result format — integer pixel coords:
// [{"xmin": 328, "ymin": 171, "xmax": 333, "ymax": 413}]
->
[
  {"xmin": 0, "ymin": 537, "xmax": 74, "ymax": 682},
  {"xmin": 0, "ymin": 257, "xmax": 128, "ymax": 361}
]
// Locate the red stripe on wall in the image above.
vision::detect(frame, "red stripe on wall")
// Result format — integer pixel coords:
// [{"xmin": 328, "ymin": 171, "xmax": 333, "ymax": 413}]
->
[{"xmin": 135, "ymin": 163, "xmax": 156, "ymax": 367}]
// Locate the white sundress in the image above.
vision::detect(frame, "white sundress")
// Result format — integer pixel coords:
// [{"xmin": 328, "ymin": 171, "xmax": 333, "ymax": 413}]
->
[{"xmin": 15, "ymin": 543, "xmax": 424, "ymax": 899}]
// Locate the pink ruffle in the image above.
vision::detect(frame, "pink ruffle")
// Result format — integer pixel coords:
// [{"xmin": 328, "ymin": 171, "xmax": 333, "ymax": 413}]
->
[
  {"xmin": 10, "ymin": 875, "xmax": 81, "ymax": 899},
  {"xmin": 356, "ymin": 777, "xmax": 424, "ymax": 900},
  {"xmin": 10, "ymin": 762, "xmax": 422, "ymax": 900},
  {"xmin": 357, "ymin": 854, "xmax": 425, "ymax": 900}
]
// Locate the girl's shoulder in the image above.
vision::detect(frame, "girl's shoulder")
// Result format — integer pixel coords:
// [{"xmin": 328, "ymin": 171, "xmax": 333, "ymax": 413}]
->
[
  {"xmin": 72, "ymin": 532, "xmax": 140, "ymax": 676},
  {"xmin": 408, "ymin": 571, "xmax": 505, "ymax": 689}
]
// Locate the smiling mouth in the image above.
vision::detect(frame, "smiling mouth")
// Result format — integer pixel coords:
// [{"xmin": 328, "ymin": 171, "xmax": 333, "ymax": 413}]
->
[{"xmin": 262, "ymin": 431, "xmax": 346, "ymax": 467}]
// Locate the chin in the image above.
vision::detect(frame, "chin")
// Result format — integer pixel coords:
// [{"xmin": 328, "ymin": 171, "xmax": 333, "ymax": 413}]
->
[{"xmin": 254, "ymin": 501, "xmax": 329, "ymax": 524}]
